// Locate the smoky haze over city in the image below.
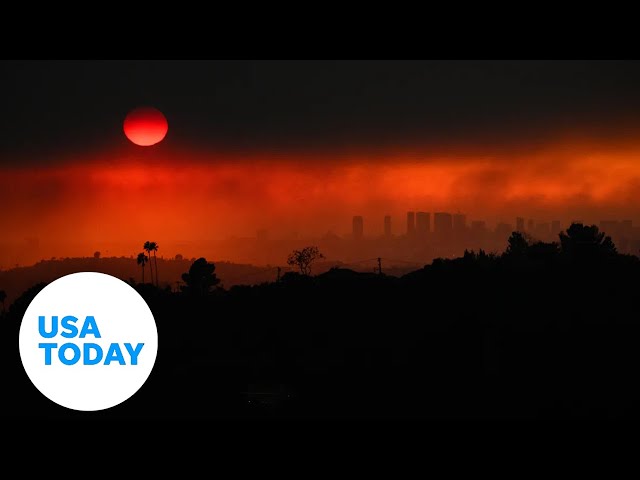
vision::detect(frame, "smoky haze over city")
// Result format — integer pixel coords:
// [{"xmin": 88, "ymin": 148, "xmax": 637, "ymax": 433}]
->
[
  {"xmin": 5, "ymin": 60, "xmax": 640, "ymax": 423},
  {"xmin": 1, "ymin": 203, "xmax": 638, "ymax": 271},
  {"xmin": 2, "ymin": 61, "xmax": 640, "ymax": 269}
]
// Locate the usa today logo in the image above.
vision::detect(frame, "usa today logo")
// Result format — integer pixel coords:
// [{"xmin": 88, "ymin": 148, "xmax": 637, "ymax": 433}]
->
[{"xmin": 18, "ymin": 272, "xmax": 158, "ymax": 411}]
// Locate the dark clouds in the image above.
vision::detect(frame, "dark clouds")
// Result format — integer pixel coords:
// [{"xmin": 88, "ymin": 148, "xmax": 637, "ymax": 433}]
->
[{"xmin": 2, "ymin": 60, "xmax": 640, "ymax": 164}]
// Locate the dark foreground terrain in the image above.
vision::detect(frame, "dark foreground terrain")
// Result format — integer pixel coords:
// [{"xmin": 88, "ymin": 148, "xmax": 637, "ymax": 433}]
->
[{"xmin": 3, "ymin": 226, "xmax": 640, "ymax": 420}]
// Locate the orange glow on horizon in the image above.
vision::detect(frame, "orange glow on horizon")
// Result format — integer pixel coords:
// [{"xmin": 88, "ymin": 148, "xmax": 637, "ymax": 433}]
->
[{"xmin": 2, "ymin": 139, "xmax": 640, "ymax": 267}]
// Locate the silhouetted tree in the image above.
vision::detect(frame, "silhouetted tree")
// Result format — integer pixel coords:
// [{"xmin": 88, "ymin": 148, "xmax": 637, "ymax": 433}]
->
[
  {"xmin": 144, "ymin": 241, "xmax": 154, "ymax": 286},
  {"xmin": 181, "ymin": 257, "xmax": 220, "ymax": 295},
  {"xmin": 137, "ymin": 253, "xmax": 148, "ymax": 283},
  {"xmin": 8, "ymin": 282, "xmax": 46, "ymax": 319},
  {"xmin": 287, "ymin": 246, "xmax": 324, "ymax": 276},
  {"xmin": 527, "ymin": 241, "xmax": 560, "ymax": 262},
  {"xmin": 462, "ymin": 249, "xmax": 476, "ymax": 262},
  {"xmin": 93, "ymin": 251, "xmax": 101, "ymax": 259},
  {"xmin": 149, "ymin": 241, "xmax": 159, "ymax": 286},
  {"xmin": 559, "ymin": 223, "xmax": 617, "ymax": 260},
  {"xmin": 505, "ymin": 231, "xmax": 530, "ymax": 257},
  {"xmin": 0, "ymin": 290, "xmax": 6, "ymax": 314}
]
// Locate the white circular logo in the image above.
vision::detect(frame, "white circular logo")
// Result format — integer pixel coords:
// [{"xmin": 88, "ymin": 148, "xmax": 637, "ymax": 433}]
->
[{"xmin": 18, "ymin": 272, "xmax": 158, "ymax": 411}]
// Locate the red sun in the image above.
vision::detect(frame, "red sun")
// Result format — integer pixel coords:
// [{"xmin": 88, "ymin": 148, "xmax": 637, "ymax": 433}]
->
[{"xmin": 123, "ymin": 106, "xmax": 168, "ymax": 146}]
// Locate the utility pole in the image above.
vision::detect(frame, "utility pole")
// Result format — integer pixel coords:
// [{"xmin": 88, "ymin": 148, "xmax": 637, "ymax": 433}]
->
[
  {"xmin": 377, "ymin": 257, "xmax": 382, "ymax": 275},
  {"xmin": 276, "ymin": 266, "xmax": 281, "ymax": 282}
]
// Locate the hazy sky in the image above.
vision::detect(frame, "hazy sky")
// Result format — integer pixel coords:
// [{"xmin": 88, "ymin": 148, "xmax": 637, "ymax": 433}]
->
[
  {"xmin": 2, "ymin": 60, "xmax": 640, "ymax": 263},
  {"xmin": 3, "ymin": 60, "xmax": 640, "ymax": 160}
]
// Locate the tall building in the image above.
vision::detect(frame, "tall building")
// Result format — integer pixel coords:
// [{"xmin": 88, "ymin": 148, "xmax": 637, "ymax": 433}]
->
[
  {"xmin": 433, "ymin": 212, "xmax": 453, "ymax": 239},
  {"xmin": 384, "ymin": 215, "xmax": 392, "ymax": 238},
  {"xmin": 516, "ymin": 217, "xmax": 525, "ymax": 232},
  {"xmin": 495, "ymin": 222, "xmax": 513, "ymax": 238},
  {"xmin": 619, "ymin": 221, "xmax": 633, "ymax": 253},
  {"xmin": 470, "ymin": 220, "xmax": 487, "ymax": 244},
  {"xmin": 452, "ymin": 213, "xmax": 467, "ymax": 242},
  {"xmin": 471, "ymin": 220, "xmax": 486, "ymax": 231},
  {"xmin": 352, "ymin": 215, "xmax": 364, "ymax": 240},
  {"xmin": 535, "ymin": 222, "xmax": 550, "ymax": 238},
  {"xmin": 599, "ymin": 220, "xmax": 619, "ymax": 238},
  {"xmin": 453, "ymin": 213, "xmax": 467, "ymax": 231},
  {"xmin": 416, "ymin": 212, "xmax": 430, "ymax": 235},
  {"xmin": 407, "ymin": 211, "xmax": 416, "ymax": 236},
  {"xmin": 620, "ymin": 220, "xmax": 632, "ymax": 236}
]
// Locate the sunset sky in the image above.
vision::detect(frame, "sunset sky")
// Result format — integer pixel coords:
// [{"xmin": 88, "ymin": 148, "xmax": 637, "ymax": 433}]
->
[{"xmin": 2, "ymin": 60, "xmax": 640, "ymax": 265}]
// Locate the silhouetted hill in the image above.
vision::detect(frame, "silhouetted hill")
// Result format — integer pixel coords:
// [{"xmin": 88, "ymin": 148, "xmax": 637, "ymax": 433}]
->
[
  {"xmin": 4, "ymin": 225, "xmax": 640, "ymax": 420},
  {"xmin": 0, "ymin": 257, "xmax": 275, "ymax": 307},
  {"xmin": 0, "ymin": 257, "xmax": 418, "ymax": 308}
]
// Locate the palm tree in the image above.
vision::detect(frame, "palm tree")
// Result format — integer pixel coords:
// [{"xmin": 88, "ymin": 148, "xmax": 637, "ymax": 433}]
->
[
  {"xmin": 143, "ymin": 241, "xmax": 154, "ymax": 285},
  {"xmin": 0, "ymin": 290, "xmax": 6, "ymax": 314},
  {"xmin": 136, "ymin": 253, "xmax": 148, "ymax": 284},
  {"xmin": 148, "ymin": 241, "xmax": 159, "ymax": 287}
]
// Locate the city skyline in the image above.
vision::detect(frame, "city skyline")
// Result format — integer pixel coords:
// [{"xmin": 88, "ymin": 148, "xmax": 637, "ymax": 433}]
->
[
  {"xmin": 3, "ymin": 60, "xmax": 640, "ymax": 422},
  {"xmin": 2, "ymin": 210, "xmax": 636, "ymax": 271},
  {"xmin": 2, "ymin": 60, "xmax": 640, "ymax": 266}
]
